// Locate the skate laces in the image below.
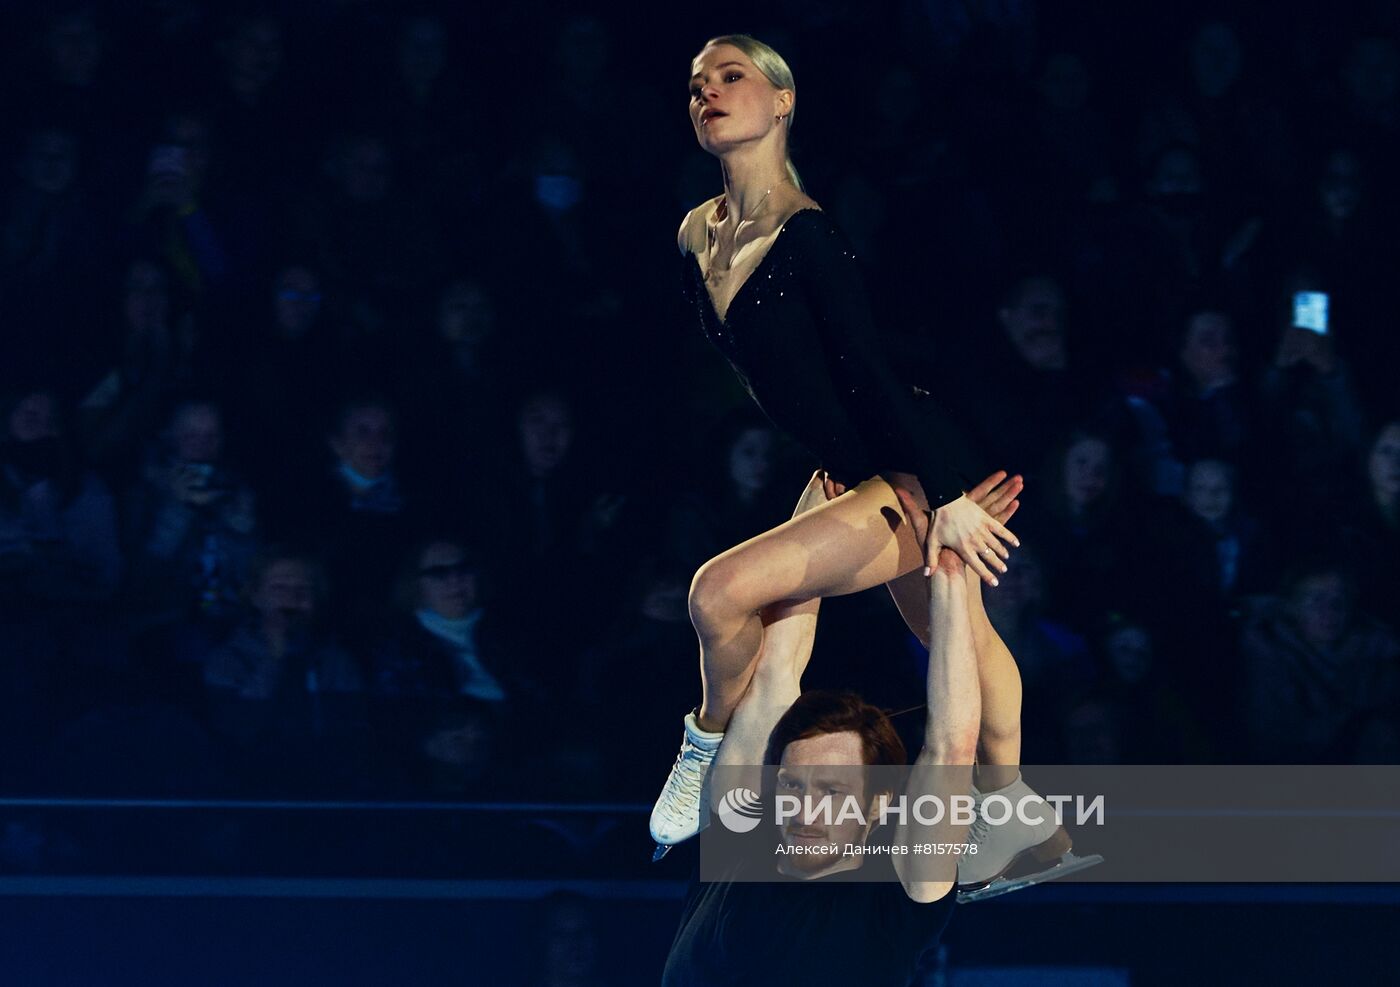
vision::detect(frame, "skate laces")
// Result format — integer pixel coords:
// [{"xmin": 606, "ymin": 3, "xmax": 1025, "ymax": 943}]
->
[
  {"xmin": 655, "ymin": 738, "xmax": 714, "ymax": 827},
  {"xmin": 968, "ymin": 797, "xmax": 993, "ymax": 846}
]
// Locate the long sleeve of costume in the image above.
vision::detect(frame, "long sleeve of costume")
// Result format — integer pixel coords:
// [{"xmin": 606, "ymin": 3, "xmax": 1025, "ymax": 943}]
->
[
  {"xmin": 797, "ymin": 220, "xmax": 976, "ymax": 506},
  {"xmin": 684, "ymin": 208, "xmax": 983, "ymax": 508}
]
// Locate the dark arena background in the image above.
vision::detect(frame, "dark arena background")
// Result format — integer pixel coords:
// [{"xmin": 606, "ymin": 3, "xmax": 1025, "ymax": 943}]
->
[{"xmin": 1, "ymin": 2, "xmax": 1399, "ymax": 984}]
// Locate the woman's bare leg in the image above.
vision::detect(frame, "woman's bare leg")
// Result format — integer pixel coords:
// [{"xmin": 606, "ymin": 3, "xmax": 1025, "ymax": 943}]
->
[
  {"xmin": 712, "ymin": 596, "xmax": 819, "ymax": 769},
  {"xmin": 886, "ymin": 566, "xmax": 1022, "ymax": 791},
  {"xmin": 690, "ymin": 474, "xmax": 922, "ymax": 731}
]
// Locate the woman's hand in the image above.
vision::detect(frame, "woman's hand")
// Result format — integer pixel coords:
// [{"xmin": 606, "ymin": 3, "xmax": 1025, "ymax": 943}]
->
[
  {"xmin": 969, "ymin": 469, "xmax": 1023, "ymax": 526},
  {"xmin": 893, "ymin": 470, "xmax": 1021, "ymax": 587}
]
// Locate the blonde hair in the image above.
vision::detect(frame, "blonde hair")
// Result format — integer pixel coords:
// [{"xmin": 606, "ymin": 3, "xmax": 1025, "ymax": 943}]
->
[{"xmin": 697, "ymin": 34, "xmax": 804, "ymax": 192}]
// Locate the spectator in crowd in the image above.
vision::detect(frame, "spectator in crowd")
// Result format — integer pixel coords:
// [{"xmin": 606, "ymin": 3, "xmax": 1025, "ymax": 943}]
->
[
  {"xmin": 324, "ymin": 396, "xmax": 406, "ymax": 518},
  {"xmin": 3, "ymin": 126, "xmax": 82, "ymax": 280},
  {"xmin": 1164, "ymin": 308, "xmax": 1252, "ymax": 467},
  {"xmin": 0, "ymin": 386, "xmax": 122, "ymax": 763},
  {"xmin": 2, "ymin": 124, "xmax": 106, "ymax": 373},
  {"xmin": 1059, "ymin": 697, "xmax": 1123, "ymax": 764},
  {"xmin": 268, "ymin": 396, "xmax": 416, "ymax": 636},
  {"xmin": 123, "ymin": 398, "xmax": 258, "ymax": 632},
  {"xmin": 1241, "ymin": 561, "xmax": 1399, "ymax": 762},
  {"xmin": 959, "ymin": 274, "xmax": 1119, "ymax": 480},
  {"xmin": 204, "ymin": 10, "xmax": 305, "ymax": 191},
  {"xmin": 399, "ymin": 276, "xmax": 510, "ymax": 509},
  {"xmin": 1270, "ymin": 150, "xmax": 1384, "ymax": 331},
  {"xmin": 371, "ymin": 537, "xmax": 510, "ymax": 704},
  {"xmin": 76, "ymin": 259, "xmax": 196, "ymax": 474},
  {"xmin": 1029, "ymin": 52, "xmax": 1117, "ymax": 210},
  {"xmin": 1107, "ymin": 143, "xmax": 1234, "ymax": 363},
  {"xmin": 580, "ymin": 557, "xmax": 697, "ymax": 797},
  {"xmin": 201, "ymin": 547, "xmax": 364, "ymax": 792},
  {"xmin": 488, "ymin": 388, "xmax": 624, "ymax": 645},
  {"xmin": 1178, "ymin": 458, "xmax": 1265, "ymax": 599},
  {"xmin": 425, "ymin": 277, "xmax": 504, "ymax": 397},
  {"xmin": 1091, "ymin": 615, "xmax": 1213, "ymax": 762},
  {"xmin": 1142, "ymin": 457, "xmax": 1268, "ymax": 734},
  {"xmin": 980, "ymin": 545, "xmax": 1095, "ymax": 760},
  {"xmin": 362, "ymin": 15, "xmax": 471, "ymax": 185},
  {"xmin": 1018, "ymin": 430, "xmax": 1145, "ymax": 631},
  {"xmin": 294, "ymin": 131, "xmax": 437, "ymax": 342},
  {"xmin": 1258, "ymin": 285, "xmax": 1367, "ymax": 513},
  {"xmin": 224, "ymin": 263, "xmax": 335, "ymax": 480},
  {"xmin": 127, "ymin": 111, "xmax": 241, "ymax": 301},
  {"xmin": 665, "ymin": 413, "xmax": 789, "ymax": 574},
  {"xmin": 365, "ymin": 535, "xmax": 547, "ymax": 796},
  {"xmin": 0, "ymin": 387, "xmax": 120, "ymax": 608},
  {"xmin": 1341, "ymin": 421, "xmax": 1400, "ymax": 624},
  {"xmin": 10, "ymin": 6, "xmax": 126, "ymax": 177}
]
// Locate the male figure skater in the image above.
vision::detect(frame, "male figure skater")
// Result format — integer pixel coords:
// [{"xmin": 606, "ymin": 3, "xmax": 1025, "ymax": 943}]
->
[
  {"xmin": 661, "ymin": 529, "xmax": 975, "ymax": 984},
  {"xmin": 655, "ymin": 472, "xmax": 1098, "ymax": 904}
]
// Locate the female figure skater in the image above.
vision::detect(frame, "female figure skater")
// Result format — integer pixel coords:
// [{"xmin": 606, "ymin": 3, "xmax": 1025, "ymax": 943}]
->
[{"xmin": 652, "ymin": 34, "xmax": 1030, "ymax": 860}]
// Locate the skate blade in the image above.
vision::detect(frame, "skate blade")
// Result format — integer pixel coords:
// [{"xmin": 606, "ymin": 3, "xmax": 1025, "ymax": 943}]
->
[
  {"xmin": 651, "ymin": 843, "xmax": 673, "ymax": 863},
  {"xmin": 956, "ymin": 852, "xmax": 1104, "ymax": 904}
]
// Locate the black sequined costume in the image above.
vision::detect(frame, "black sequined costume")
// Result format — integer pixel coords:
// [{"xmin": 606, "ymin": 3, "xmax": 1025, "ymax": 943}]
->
[{"xmin": 684, "ymin": 208, "xmax": 980, "ymax": 507}]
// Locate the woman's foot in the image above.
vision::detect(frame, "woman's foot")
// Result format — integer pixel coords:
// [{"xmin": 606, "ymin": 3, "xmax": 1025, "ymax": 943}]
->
[
  {"xmin": 650, "ymin": 710, "xmax": 724, "ymax": 852},
  {"xmin": 956, "ymin": 773, "xmax": 1102, "ymax": 899}
]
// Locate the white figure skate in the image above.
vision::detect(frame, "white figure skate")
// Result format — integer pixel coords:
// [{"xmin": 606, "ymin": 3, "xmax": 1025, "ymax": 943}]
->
[
  {"xmin": 650, "ymin": 710, "xmax": 723, "ymax": 862},
  {"xmin": 955, "ymin": 774, "xmax": 1103, "ymax": 903}
]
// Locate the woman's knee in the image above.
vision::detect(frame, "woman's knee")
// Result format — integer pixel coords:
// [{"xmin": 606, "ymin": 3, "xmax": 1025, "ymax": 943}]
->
[{"xmin": 688, "ymin": 558, "xmax": 750, "ymax": 634}]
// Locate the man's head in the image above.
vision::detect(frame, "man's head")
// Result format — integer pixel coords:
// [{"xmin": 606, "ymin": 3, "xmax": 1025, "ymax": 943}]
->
[
  {"xmin": 246, "ymin": 549, "xmax": 325, "ymax": 633},
  {"xmin": 167, "ymin": 400, "xmax": 223, "ymax": 464},
  {"xmin": 1285, "ymin": 564, "xmax": 1356, "ymax": 653},
  {"xmin": 764, "ymin": 691, "xmax": 905, "ymax": 878},
  {"xmin": 330, "ymin": 398, "xmax": 396, "ymax": 480},
  {"xmin": 219, "ymin": 13, "xmax": 284, "ymax": 102},
  {"xmin": 1179, "ymin": 310, "xmax": 1238, "ymax": 392},
  {"xmin": 997, "ymin": 275, "xmax": 1067, "ymax": 371},
  {"xmin": 1184, "ymin": 458, "xmax": 1234, "ymax": 526},
  {"xmin": 438, "ymin": 278, "xmax": 496, "ymax": 349},
  {"xmin": 518, "ymin": 390, "xmax": 573, "ymax": 479}
]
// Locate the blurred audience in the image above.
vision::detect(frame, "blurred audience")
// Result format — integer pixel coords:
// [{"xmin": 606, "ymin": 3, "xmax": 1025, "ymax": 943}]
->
[
  {"xmin": 1242, "ymin": 562, "xmax": 1399, "ymax": 762},
  {"xmin": 0, "ymin": 387, "xmax": 120, "ymax": 607},
  {"xmin": 665, "ymin": 413, "xmax": 789, "ymax": 573},
  {"xmin": 0, "ymin": 4, "xmax": 1397, "ymax": 809},
  {"xmin": 200, "ymin": 547, "xmax": 365, "ymax": 791},
  {"xmin": 123, "ymin": 398, "xmax": 258, "ymax": 631},
  {"xmin": 367, "ymin": 536, "xmax": 531, "ymax": 795}
]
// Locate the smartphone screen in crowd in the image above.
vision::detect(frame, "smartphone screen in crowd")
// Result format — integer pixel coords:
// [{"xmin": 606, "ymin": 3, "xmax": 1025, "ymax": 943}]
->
[{"xmin": 1292, "ymin": 291, "xmax": 1329, "ymax": 335}]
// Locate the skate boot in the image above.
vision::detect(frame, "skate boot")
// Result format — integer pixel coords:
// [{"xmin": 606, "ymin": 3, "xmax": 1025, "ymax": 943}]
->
[
  {"xmin": 650, "ymin": 710, "xmax": 724, "ymax": 861},
  {"xmin": 956, "ymin": 773, "xmax": 1103, "ymax": 903}
]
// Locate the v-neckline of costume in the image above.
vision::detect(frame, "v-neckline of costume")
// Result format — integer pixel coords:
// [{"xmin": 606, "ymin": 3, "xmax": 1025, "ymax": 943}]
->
[{"xmin": 694, "ymin": 207, "xmax": 822, "ymax": 327}]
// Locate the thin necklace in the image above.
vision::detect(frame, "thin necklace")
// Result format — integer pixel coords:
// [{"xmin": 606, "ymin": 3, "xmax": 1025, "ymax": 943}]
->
[
  {"xmin": 707, "ymin": 183, "xmax": 784, "ymax": 280},
  {"xmin": 725, "ymin": 185, "xmax": 776, "ymax": 228}
]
